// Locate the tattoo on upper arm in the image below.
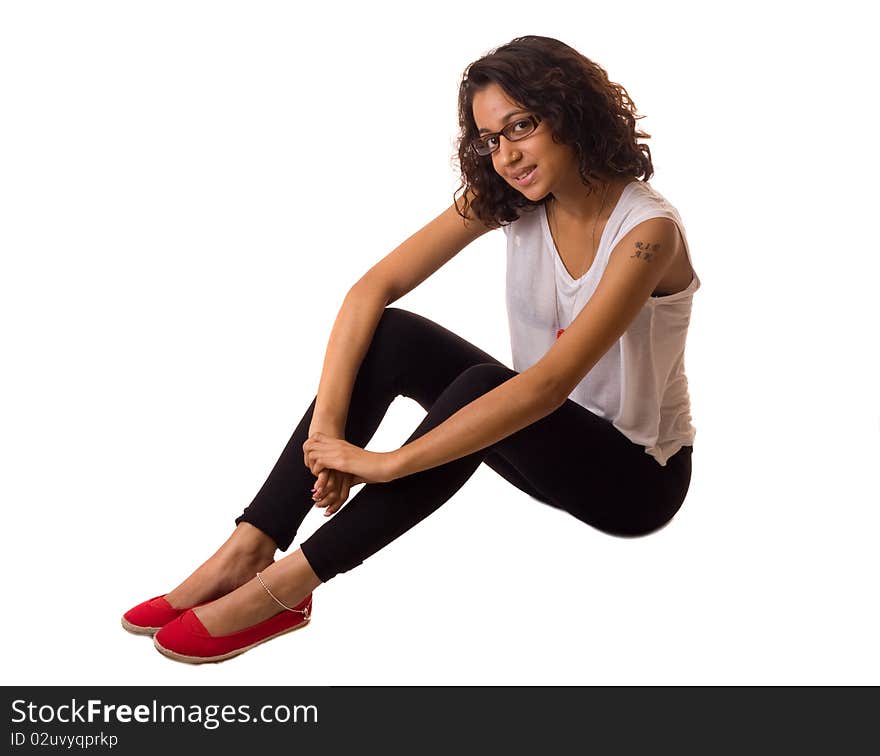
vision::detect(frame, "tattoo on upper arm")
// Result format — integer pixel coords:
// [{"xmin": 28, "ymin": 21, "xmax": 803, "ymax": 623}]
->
[{"xmin": 630, "ymin": 240, "xmax": 660, "ymax": 262}]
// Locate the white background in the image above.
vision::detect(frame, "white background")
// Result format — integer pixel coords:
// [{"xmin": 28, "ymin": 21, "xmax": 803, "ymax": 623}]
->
[{"xmin": 2, "ymin": 1, "xmax": 877, "ymax": 685}]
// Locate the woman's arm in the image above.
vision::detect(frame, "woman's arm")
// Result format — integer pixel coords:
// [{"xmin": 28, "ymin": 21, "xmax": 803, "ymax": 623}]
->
[
  {"xmin": 389, "ymin": 367, "xmax": 559, "ymax": 479},
  {"xmin": 307, "ymin": 217, "xmax": 681, "ymax": 486},
  {"xmin": 309, "ymin": 199, "xmax": 491, "ymax": 438},
  {"xmin": 308, "ymin": 285, "xmax": 387, "ymax": 437},
  {"xmin": 305, "ymin": 287, "xmax": 387, "ymax": 514},
  {"xmin": 304, "ymin": 200, "xmax": 494, "ymax": 513},
  {"xmin": 302, "ymin": 365, "xmax": 559, "ymax": 485},
  {"xmin": 386, "ymin": 217, "xmax": 683, "ymax": 480}
]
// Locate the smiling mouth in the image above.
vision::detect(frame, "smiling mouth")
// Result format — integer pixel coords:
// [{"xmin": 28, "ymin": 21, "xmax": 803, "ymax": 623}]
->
[{"xmin": 512, "ymin": 166, "xmax": 537, "ymax": 185}]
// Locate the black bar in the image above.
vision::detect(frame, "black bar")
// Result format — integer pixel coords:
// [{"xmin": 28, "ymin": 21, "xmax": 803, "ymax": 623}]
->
[{"xmin": 3, "ymin": 686, "xmax": 878, "ymax": 752}]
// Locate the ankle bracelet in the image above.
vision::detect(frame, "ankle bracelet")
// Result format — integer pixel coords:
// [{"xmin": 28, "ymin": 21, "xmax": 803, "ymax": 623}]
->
[{"xmin": 255, "ymin": 572, "xmax": 310, "ymax": 619}]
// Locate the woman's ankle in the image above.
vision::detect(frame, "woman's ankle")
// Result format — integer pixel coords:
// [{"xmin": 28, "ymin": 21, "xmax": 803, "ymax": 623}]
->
[
  {"xmin": 190, "ymin": 550, "xmax": 321, "ymax": 635},
  {"xmin": 224, "ymin": 522, "xmax": 278, "ymax": 563},
  {"xmin": 163, "ymin": 528, "xmax": 276, "ymax": 609},
  {"xmin": 257, "ymin": 550, "xmax": 322, "ymax": 607}
]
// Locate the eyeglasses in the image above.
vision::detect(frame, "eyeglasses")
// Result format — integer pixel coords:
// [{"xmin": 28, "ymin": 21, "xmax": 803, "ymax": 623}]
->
[{"xmin": 471, "ymin": 114, "xmax": 542, "ymax": 156}]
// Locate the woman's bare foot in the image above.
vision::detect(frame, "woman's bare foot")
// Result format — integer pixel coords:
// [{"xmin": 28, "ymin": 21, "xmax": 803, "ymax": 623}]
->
[
  {"xmin": 193, "ymin": 550, "xmax": 322, "ymax": 636},
  {"xmin": 163, "ymin": 523, "xmax": 278, "ymax": 610}
]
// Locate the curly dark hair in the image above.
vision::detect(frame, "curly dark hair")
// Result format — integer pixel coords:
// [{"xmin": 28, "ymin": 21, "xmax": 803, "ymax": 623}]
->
[{"xmin": 453, "ymin": 35, "xmax": 654, "ymax": 228}]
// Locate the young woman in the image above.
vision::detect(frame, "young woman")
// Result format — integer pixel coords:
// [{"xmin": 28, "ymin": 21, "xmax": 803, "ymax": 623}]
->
[{"xmin": 122, "ymin": 35, "xmax": 700, "ymax": 663}]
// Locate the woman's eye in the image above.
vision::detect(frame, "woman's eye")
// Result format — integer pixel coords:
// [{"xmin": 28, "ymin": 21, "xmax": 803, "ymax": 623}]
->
[
  {"xmin": 485, "ymin": 136, "xmax": 498, "ymax": 148},
  {"xmin": 513, "ymin": 119, "xmax": 530, "ymax": 131}
]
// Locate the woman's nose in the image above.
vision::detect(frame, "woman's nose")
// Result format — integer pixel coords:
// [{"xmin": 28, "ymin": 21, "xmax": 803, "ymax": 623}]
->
[{"xmin": 498, "ymin": 141, "xmax": 521, "ymax": 166}]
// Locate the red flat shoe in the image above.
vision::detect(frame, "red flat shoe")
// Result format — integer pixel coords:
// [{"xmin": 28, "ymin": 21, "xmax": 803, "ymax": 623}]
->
[
  {"xmin": 153, "ymin": 593, "xmax": 312, "ymax": 664},
  {"xmin": 121, "ymin": 595, "xmax": 191, "ymax": 636}
]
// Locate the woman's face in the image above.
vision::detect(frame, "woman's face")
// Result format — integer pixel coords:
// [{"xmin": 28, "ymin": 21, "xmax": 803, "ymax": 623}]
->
[{"xmin": 471, "ymin": 81, "xmax": 577, "ymax": 200}]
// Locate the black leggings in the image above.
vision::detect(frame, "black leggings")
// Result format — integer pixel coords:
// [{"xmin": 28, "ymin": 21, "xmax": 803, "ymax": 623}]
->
[{"xmin": 235, "ymin": 307, "xmax": 693, "ymax": 582}]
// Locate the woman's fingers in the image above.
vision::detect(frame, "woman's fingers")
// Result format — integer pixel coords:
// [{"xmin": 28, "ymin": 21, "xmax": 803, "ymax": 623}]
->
[
  {"xmin": 314, "ymin": 469, "xmax": 328, "ymax": 494},
  {"xmin": 305, "ymin": 443, "xmax": 323, "ymax": 476},
  {"xmin": 328, "ymin": 480, "xmax": 351, "ymax": 516},
  {"xmin": 324, "ymin": 489, "xmax": 345, "ymax": 516},
  {"xmin": 313, "ymin": 468, "xmax": 340, "ymax": 508},
  {"xmin": 312, "ymin": 470, "xmax": 365, "ymax": 514},
  {"xmin": 302, "ymin": 438, "xmax": 317, "ymax": 469},
  {"xmin": 312, "ymin": 470, "xmax": 330, "ymax": 504},
  {"xmin": 313, "ymin": 471, "xmax": 354, "ymax": 516}
]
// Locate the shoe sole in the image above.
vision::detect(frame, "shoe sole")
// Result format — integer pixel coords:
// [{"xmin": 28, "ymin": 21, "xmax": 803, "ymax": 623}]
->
[
  {"xmin": 121, "ymin": 617, "xmax": 163, "ymax": 636},
  {"xmin": 153, "ymin": 619, "xmax": 310, "ymax": 664}
]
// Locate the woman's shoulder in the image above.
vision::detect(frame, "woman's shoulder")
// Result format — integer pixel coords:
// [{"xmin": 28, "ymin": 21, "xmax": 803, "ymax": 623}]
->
[
  {"xmin": 629, "ymin": 180, "xmax": 680, "ymax": 213},
  {"xmin": 618, "ymin": 180, "xmax": 687, "ymax": 233}
]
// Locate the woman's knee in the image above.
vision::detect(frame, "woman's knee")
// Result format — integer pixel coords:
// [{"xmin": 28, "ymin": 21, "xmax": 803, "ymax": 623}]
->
[
  {"xmin": 355, "ymin": 307, "xmax": 419, "ymax": 382},
  {"xmin": 445, "ymin": 363, "xmax": 517, "ymax": 404},
  {"xmin": 364, "ymin": 307, "xmax": 421, "ymax": 361},
  {"xmin": 377, "ymin": 306, "xmax": 420, "ymax": 337}
]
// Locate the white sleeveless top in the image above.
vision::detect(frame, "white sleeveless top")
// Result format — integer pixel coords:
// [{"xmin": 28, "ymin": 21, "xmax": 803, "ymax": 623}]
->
[{"xmin": 503, "ymin": 180, "xmax": 700, "ymax": 466}]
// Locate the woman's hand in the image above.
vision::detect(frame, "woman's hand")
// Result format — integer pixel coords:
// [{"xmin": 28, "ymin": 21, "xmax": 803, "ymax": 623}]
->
[
  {"xmin": 303, "ymin": 432, "xmax": 396, "ymax": 484},
  {"xmin": 309, "ymin": 468, "xmax": 362, "ymax": 517}
]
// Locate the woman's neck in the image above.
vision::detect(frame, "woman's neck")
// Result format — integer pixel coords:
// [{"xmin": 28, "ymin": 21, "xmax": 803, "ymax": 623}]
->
[{"xmin": 549, "ymin": 174, "xmax": 632, "ymax": 226}]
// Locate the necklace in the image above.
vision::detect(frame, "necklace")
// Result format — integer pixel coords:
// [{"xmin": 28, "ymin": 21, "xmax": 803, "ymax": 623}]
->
[{"xmin": 551, "ymin": 179, "xmax": 611, "ymax": 339}]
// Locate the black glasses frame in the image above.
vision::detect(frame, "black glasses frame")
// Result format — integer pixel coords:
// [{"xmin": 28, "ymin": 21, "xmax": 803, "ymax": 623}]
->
[{"xmin": 471, "ymin": 114, "xmax": 543, "ymax": 157}]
